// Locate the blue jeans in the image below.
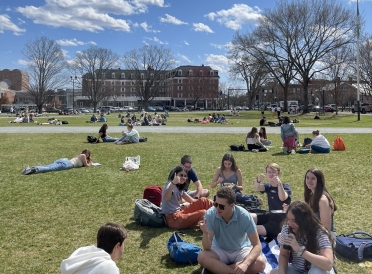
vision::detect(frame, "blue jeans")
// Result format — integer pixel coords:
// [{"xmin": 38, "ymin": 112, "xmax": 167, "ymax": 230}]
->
[
  {"xmin": 311, "ymin": 145, "xmax": 330, "ymax": 153},
  {"xmin": 103, "ymin": 136, "xmax": 118, "ymax": 142},
  {"xmin": 34, "ymin": 158, "xmax": 74, "ymax": 173}
]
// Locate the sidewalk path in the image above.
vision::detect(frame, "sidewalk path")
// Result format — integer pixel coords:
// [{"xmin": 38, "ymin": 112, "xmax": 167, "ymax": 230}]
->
[{"xmin": 0, "ymin": 126, "xmax": 367, "ymax": 134}]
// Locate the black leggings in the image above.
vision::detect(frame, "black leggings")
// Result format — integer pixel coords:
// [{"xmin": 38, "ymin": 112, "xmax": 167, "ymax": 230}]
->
[{"xmin": 248, "ymin": 144, "xmax": 267, "ymax": 152}]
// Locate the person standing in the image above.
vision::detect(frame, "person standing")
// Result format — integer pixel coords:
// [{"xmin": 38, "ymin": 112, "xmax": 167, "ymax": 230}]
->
[
  {"xmin": 60, "ymin": 223, "xmax": 127, "ymax": 274},
  {"xmin": 271, "ymin": 106, "xmax": 276, "ymax": 118},
  {"xmin": 281, "ymin": 116, "xmax": 298, "ymax": 154},
  {"xmin": 168, "ymin": 155, "xmax": 209, "ymax": 199},
  {"xmin": 197, "ymin": 187, "xmax": 266, "ymax": 274},
  {"xmin": 276, "ymin": 106, "xmax": 281, "ymax": 118}
]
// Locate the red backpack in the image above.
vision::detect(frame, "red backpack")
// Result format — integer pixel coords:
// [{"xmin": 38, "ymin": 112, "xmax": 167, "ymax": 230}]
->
[
  {"xmin": 143, "ymin": 186, "xmax": 162, "ymax": 207},
  {"xmin": 333, "ymin": 136, "xmax": 346, "ymax": 151}
]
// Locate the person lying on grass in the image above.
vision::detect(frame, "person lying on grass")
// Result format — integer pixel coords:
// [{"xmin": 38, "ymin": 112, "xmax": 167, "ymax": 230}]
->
[{"xmin": 22, "ymin": 149, "xmax": 92, "ymax": 175}]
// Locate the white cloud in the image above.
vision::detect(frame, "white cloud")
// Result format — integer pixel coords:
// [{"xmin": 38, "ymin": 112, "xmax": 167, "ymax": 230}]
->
[
  {"xmin": 0, "ymin": 14, "xmax": 26, "ymax": 35},
  {"xmin": 16, "ymin": 0, "xmax": 167, "ymax": 32},
  {"xmin": 205, "ymin": 54, "xmax": 230, "ymax": 73},
  {"xmin": 184, "ymin": 41, "xmax": 189, "ymax": 46},
  {"xmin": 17, "ymin": 59, "xmax": 29, "ymax": 66},
  {"xmin": 56, "ymin": 38, "xmax": 96, "ymax": 46},
  {"xmin": 140, "ymin": 21, "xmax": 160, "ymax": 33},
  {"xmin": 177, "ymin": 53, "xmax": 191, "ymax": 63},
  {"xmin": 159, "ymin": 14, "xmax": 188, "ymax": 25},
  {"xmin": 205, "ymin": 4, "xmax": 262, "ymax": 30},
  {"xmin": 18, "ymin": 18, "xmax": 25, "ymax": 25},
  {"xmin": 192, "ymin": 23, "xmax": 214, "ymax": 33},
  {"xmin": 144, "ymin": 36, "xmax": 168, "ymax": 44}
]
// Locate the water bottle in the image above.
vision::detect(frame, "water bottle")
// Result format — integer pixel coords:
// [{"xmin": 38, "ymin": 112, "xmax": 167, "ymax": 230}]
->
[{"xmin": 283, "ymin": 226, "xmax": 292, "ymax": 250}]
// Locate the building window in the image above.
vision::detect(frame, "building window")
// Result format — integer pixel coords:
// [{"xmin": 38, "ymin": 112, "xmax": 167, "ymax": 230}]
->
[
  {"xmin": 111, "ymin": 73, "xmax": 115, "ymax": 78},
  {"xmin": 177, "ymin": 93, "xmax": 182, "ymax": 97},
  {"xmin": 141, "ymin": 73, "xmax": 144, "ymax": 79},
  {"xmin": 177, "ymin": 86, "xmax": 183, "ymax": 90},
  {"xmin": 121, "ymin": 81, "xmax": 124, "ymax": 85},
  {"xmin": 210, "ymin": 70, "xmax": 214, "ymax": 76},
  {"xmin": 131, "ymin": 81, "xmax": 135, "ymax": 86},
  {"xmin": 121, "ymin": 73, "xmax": 125, "ymax": 78},
  {"xmin": 121, "ymin": 88, "xmax": 125, "ymax": 92},
  {"xmin": 199, "ymin": 70, "xmax": 203, "ymax": 76},
  {"xmin": 111, "ymin": 81, "xmax": 115, "ymax": 85},
  {"xmin": 178, "ymin": 70, "xmax": 182, "ymax": 76},
  {"xmin": 189, "ymin": 70, "xmax": 193, "ymax": 76},
  {"xmin": 160, "ymin": 74, "xmax": 163, "ymax": 79},
  {"xmin": 131, "ymin": 88, "xmax": 136, "ymax": 92},
  {"xmin": 178, "ymin": 79, "xmax": 182, "ymax": 84}
]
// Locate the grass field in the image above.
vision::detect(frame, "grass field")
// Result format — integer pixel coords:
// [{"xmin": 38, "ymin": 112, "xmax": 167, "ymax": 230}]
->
[{"xmin": 1, "ymin": 111, "xmax": 372, "ymax": 273}]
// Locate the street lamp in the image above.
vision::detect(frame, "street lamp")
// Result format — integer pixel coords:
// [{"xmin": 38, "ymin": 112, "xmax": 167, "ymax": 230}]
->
[
  {"xmin": 70, "ymin": 76, "xmax": 79, "ymax": 113},
  {"xmin": 322, "ymin": 89, "xmax": 325, "ymax": 113}
]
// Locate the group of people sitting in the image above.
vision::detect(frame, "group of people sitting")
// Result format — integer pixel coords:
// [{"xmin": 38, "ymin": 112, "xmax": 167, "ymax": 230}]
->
[
  {"xmin": 96, "ymin": 123, "xmax": 140, "ymax": 144},
  {"xmin": 161, "ymin": 154, "xmax": 337, "ymax": 274},
  {"xmin": 90, "ymin": 113, "xmax": 107, "ymax": 123},
  {"xmin": 9, "ymin": 113, "xmax": 35, "ymax": 123},
  {"xmin": 187, "ymin": 113, "xmax": 229, "ymax": 124}
]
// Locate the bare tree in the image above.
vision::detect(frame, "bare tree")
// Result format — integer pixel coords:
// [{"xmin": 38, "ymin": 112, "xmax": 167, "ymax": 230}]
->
[
  {"xmin": 254, "ymin": 0, "xmax": 355, "ymax": 113},
  {"xmin": 22, "ymin": 36, "xmax": 67, "ymax": 112},
  {"xmin": 359, "ymin": 33, "xmax": 372, "ymax": 96},
  {"xmin": 72, "ymin": 46, "xmax": 120, "ymax": 112},
  {"xmin": 321, "ymin": 45, "xmax": 354, "ymax": 113},
  {"xmin": 123, "ymin": 45, "xmax": 174, "ymax": 110}
]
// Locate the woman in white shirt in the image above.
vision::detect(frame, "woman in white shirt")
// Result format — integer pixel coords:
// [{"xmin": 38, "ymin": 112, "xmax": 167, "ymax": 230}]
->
[{"xmin": 305, "ymin": 130, "xmax": 330, "ymax": 153}]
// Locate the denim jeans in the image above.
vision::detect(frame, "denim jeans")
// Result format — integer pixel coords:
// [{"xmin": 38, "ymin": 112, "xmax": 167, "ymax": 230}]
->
[
  {"xmin": 103, "ymin": 136, "xmax": 118, "ymax": 142},
  {"xmin": 271, "ymin": 264, "xmax": 335, "ymax": 274},
  {"xmin": 34, "ymin": 158, "xmax": 74, "ymax": 173},
  {"xmin": 117, "ymin": 135, "xmax": 139, "ymax": 143},
  {"xmin": 311, "ymin": 145, "xmax": 330, "ymax": 153}
]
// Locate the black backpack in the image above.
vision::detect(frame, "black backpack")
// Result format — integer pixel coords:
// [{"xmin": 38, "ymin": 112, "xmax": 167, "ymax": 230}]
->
[
  {"xmin": 87, "ymin": 136, "xmax": 98, "ymax": 143},
  {"xmin": 335, "ymin": 230, "xmax": 372, "ymax": 261},
  {"xmin": 229, "ymin": 144, "xmax": 245, "ymax": 151}
]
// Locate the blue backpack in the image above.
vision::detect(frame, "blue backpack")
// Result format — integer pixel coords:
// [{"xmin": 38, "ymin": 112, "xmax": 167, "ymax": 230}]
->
[
  {"xmin": 335, "ymin": 230, "xmax": 372, "ymax": 261},
  {"xmin": 167, "ymin": 231, "xmax": 201, "ymax": 265}
]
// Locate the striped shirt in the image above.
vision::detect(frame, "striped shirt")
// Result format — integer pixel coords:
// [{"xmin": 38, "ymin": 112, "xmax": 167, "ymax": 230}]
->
[{"xmin": 279, "ymin": 225, "xmax": 332, "ymax": 273}]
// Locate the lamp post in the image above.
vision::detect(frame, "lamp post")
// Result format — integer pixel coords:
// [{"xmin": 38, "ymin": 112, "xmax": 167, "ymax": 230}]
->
[
  {"xmin": 113, "ymin": 94, "xmax": 117, "ymax": 107},
  {"xmin": 322, "ymin": 89, "xmax": 325, "ymax": 114},
  {"xmin": 70, "ymin": 76, "xmax": 79, "ymax": 113}
]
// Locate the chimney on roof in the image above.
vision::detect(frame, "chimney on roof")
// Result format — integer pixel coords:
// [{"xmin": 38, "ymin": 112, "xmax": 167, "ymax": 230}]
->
[{"xmin": 202, "ymin": 64, "xmax": 204, "ymax": 66}]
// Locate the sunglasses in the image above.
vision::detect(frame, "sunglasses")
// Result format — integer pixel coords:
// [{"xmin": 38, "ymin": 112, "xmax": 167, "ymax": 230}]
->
[
  {"xmin": 178, "ymin": 174, "xmax": 188, "ymax": 178},
  {"xmin": 213, "ymin": 202, "xmax": 226, "ymax": 210}
]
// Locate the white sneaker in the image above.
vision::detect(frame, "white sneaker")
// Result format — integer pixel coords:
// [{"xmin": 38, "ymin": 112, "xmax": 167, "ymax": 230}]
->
[
  {"xmin": 252, "ymin": 149, "xmax": 259, "ymax": 153},
  {"xmin": 22, "ymin": 166, "xmax": 30, "ymax": 174},
  {"xmin": 116, "ymin": 141, "xmax": 123, "ymax": 145}
]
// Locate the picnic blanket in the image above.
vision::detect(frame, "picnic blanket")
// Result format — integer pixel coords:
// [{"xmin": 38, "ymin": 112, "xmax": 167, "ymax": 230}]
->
[{"xmin": 260, "ymin": 237, "xmax": 280, "ymax": 274}]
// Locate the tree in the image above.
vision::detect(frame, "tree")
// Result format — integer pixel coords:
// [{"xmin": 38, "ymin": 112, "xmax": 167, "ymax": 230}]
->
[
  {"xmin": 72, "ymin": 46, "xmax": 120, "ymax": 112},
  {"xmin": 0, "ymin": 93, "xmax": 9, "ymax": 107},
  {"xmin": 22, "ymin": 36, "xmax": 67, "ymax": 112},
  {"xmin": 359, "ymin": 33, "xmax": 372, "ymax": 96},
  {"xmin": 123, "ymin": 45, "xmax": 174, "ymax": 110},
  {"xmin": 321, "ymin": 45, "xmax": 354, "ymax": 113},
  {"xmin": 253, "ymin": 0, "xmax": 355, "ymax": 113}
]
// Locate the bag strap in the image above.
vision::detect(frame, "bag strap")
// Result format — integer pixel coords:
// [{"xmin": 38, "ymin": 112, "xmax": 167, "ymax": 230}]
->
[
  {"xmin": 357, "ymin": 242, "xmax": 372, "ymax": 261},
  {"xmin": 346, "ymin": 230, "xmax": 372, "ymax": 238},
  {"xmin": 179, "ymin": 243, "xmax": 193, "ymax": 266}
]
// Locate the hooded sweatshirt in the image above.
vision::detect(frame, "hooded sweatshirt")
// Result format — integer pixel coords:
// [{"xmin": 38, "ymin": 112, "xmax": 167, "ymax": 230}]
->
[{"xmin": 60, "ymin": 245, "xmax": 119, "ymax": 274}]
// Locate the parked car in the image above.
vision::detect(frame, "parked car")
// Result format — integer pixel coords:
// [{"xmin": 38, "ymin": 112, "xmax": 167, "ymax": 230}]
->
[
  {"xmin": 351, "ymin": 103, "xmax": 372, "ymax": 114},
  {"xmin": 308, "ymin": 104, "xmax": 320, "ymax": 112},
  {"xmin": 45, "ymin": 107, "xmax": 60, "ymax": 113},
  {"xmin": 235, "ymin": 106, "xmax": 242, "ymax": 110},
  {"xmin": 242, "ymin": 106, "xmax": 249, "ymax": 110},
  {"xmin": 147, "ymin": 106, "xmax": 156, "ymax": 112},
  {"xmin": 63, "ymin": 107, "xmax": 73, "ymax": 114},
  {"xmin": 79, "ymin": 108, "xmax": 90, "ymax": 113},
  {"xmin": 324, "ymin": 104, "xmax": 336, "ymax": 113}
]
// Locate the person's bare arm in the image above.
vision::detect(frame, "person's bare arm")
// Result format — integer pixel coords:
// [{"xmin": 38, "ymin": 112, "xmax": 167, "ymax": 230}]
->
[
  {"xmin": 253, "ymin": 169, "xmax": 266, "ymax": 192},
  {"xmin": 78, "ymin": 154, "xmax": 91, "ymax": 167},
  {"xmin": 194, "ymin": 180, "xmax": 203, "ymax": 198},
  {"xmin": 235, "ymin": 169, "xmax": 243, "ymax": 191},
  {"xmin": 211, "ymin": 168, "xmax": 223, "ymax": 189},
  {"xmin": 319, "ymin": 195, "xmax": 332, "ymax": 232}
]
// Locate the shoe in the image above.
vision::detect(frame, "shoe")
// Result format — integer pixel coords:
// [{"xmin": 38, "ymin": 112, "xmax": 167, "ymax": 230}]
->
[
  {"xmin": 282, "ymin": 148, "xmax": 288, "ymax": 155},
  {"xmin": 291, "ymin": 149, "xmax": 296, "ymax": 154},
  {"xmin": 252, "ymin": 149, "xmax": 258, "ymax": 153},
  {"xmin": 22, "ymin": 167, "xmax": 36, "ymax": 175},
  {"xmin": 22, "ymin": 166, "xmax": 30, "ymax": 175},
  {"xmin": 116, "ymin": 141, "xmax": 123, "ymax": 145}
]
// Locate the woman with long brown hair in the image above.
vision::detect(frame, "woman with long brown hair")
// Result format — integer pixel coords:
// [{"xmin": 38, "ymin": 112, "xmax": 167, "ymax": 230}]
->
[{"xmin": 22, "ymin": 149, "xmax": 92, "ymax": 175}]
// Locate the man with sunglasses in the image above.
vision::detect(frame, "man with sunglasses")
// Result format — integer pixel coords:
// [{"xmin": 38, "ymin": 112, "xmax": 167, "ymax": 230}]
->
[
  {"xmin": 168, "ymin": 155, "xmax": 209, "ymax": 200},
  {"xmin": 198, "ymin": 187, "xmax": 266, "ymax": 274}
]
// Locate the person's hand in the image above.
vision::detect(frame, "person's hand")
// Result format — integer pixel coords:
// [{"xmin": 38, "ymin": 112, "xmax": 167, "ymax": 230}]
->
[
  {"xmin": 217, "ymin": 176, "xmax": 224, "ymax": 184},
  {"xmin": 234, "ymin": 261, "xmax": 249, "ymax": 274},
  {"xmin": 172, "ymin": 175, "xmax": 180, "ymax": 185},
  {"xmin": 257, "ymin": 168, "xmax": 266, "ymax": 183},
  {"xmin": 199, "ymin": 219, "xmax": 208, "ymax": 234},
  {"xmin": 271, "ymin": 175, "xmax": 282, "ymax": 186},
  {"xmin": 283, "ymin": 233, "xmax": 300, "ymax": 252},
  {"xmin": 282, "ymin": 203, "xmax": 289, "ymax": 211}
]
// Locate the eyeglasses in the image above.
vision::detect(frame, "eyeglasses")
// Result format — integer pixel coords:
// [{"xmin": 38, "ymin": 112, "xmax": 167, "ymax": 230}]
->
[
  {"xmin": 179, "ymin": 174, "xmax": 188, "ymax": 178},
  {"xmin": 213, "ymin": 202, "xmax": 226, "ymax": 210}
]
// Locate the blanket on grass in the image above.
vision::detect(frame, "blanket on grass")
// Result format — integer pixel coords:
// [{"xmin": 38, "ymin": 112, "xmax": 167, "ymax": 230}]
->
[{"xmin": 260, "ymin": 237, "xmax": 280, "ymax": 274}]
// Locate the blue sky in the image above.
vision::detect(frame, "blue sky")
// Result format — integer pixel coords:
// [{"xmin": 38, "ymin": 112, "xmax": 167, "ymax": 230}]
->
[{"xmin": 0, "ymin": 0, "xmax": 371, "ymax": 86}]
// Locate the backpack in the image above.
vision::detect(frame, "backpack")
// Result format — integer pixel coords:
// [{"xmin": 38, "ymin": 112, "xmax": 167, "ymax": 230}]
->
[
  {"xmin": 303, "ymin": 137, "xmax": 312, "ymax": 147},
  {"xmin": 235, "ymin": 193, "xmax": 262, "ymax": 210},
  {"xmin": 62, "ymin": 120, "xmax": 68, "ymax": 124},
  {"xmin": 87, "ymin": 136, "xmax": 98, "ymax": 143},
  {"xmin": 229, "ymin": 144, "xmax": 245, "ymax": 151},
  {"xmin": 143, "ymin": 185, "xmax": 162, "ymax": 207},
  {"xmin": 139, "ymin": 137, "xmax": 148, "ymax": 142},
  {"xmin": 167, "ymin": 231, "xmax": 202, "ymax": 265},
  {"xmin": 335, "ymin": 230, "xmax": 372, "ymax": 261},
  {"xmin": 333, "ymin": 136, "xmax": 346, "ymax": 150},
  {"xmin": 133, "ymin": 199, "xmax": 167, "ymax": 228}
]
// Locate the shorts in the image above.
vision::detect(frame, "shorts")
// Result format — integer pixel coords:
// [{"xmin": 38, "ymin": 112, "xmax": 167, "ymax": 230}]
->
[
  {"xmin": 211, "ymin": 244, "xmax": 253, "ymax": 265},
  {"xmin": 257, "ymin": 214, "xmax": 281, "ymax": 238}
]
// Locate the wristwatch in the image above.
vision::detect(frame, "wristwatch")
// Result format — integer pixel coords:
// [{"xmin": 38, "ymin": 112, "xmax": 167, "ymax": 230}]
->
[{"xmin": 296, "ymin": 246, "xmax": 306, "ymax": 257}]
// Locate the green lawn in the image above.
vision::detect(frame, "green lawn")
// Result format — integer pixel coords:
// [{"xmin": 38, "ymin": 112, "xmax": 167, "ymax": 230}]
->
[
  {"xmin": 1, "ymin": 109, "xmax": 372, "ymax": 128},
  {"xmin": 0, "ymin": 116, "xmax": 372, "ymax": 273}
]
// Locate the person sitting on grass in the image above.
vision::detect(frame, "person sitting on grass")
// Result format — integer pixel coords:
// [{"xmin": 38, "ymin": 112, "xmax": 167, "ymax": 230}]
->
[
  {"xmin": 305, "ymin": 130, "xmax": 331, "ymax": 153},
  {"xmin": 90, "ymin": 114, "xmax": 98, "ymax": 122},
  {"xmin": 97, "ymin": 123, "xmax": 119, "ymax": 143},
  {"xmin": 22, "ymin": 149, "xmax": 92, "ymax": 175},
  {"xmin": 60, "ymin": 222, "xmax": 127, "ymax": 274},
  {"xmin": 161, "ymin": 165, "xmax": 213, "ymax": 230},
  {"xmin": 197, "ymin": 187, "xmax": 266, "ymax": 274},
  {"xmin": 246, "ymin": 127, "xmax": 268, "ymax": 152},
  {"xmin": 114, "ymin": 123, "xmax": 140, "ymax": 145},
  {"xmin": 98, "ymin": 114, "xmax": 107, "ymax": 122},
  {"xmin": 252, "ymin": 163, "xmax": 292, "ymax": 239},
  {"xmin": 259, "ymin": 126, "xmax": 272, "ymax": 146},
  {"xmin": 269, "ymin": 201, "xmax": 335, "ymax": 274}
]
